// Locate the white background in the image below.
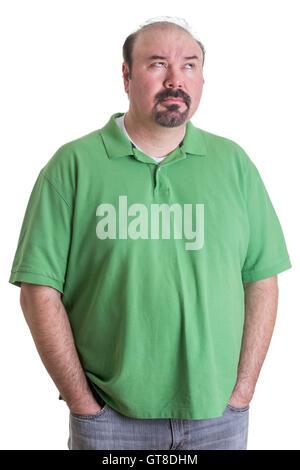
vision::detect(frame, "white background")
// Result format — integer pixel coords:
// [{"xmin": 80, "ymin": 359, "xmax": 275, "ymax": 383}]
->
[{"xmin": 1, "ymin": 0, "xmax": 299, "ymax": 450}]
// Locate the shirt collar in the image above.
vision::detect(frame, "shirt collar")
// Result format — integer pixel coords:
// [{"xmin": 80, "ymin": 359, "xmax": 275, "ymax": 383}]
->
[{"xmin": 100, "ymin": 112, "xmax": 207, "ymax": 161}]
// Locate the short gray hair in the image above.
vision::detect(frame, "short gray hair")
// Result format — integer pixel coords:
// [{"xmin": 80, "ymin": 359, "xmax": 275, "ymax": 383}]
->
[{"xmin": 122, "ymin": 16, "xmax": 206, "ymax": 79}]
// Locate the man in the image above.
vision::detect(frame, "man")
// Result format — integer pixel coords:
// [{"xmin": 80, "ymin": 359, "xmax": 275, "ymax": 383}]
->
[{"xmin": 9, "ymin": 18, "xmax": 291, "ymax": 450}]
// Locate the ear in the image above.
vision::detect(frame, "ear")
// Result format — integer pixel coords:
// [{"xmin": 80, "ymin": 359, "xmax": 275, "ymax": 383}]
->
[{"xmin": 122, "ymin": 62, "xmax": 130, "ymax": 94}]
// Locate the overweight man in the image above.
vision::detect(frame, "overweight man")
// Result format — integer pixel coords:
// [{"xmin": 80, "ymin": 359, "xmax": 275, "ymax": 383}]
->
[{"xmin": 9, "ymin": 19, "xmax": 291, "ymax": 450}]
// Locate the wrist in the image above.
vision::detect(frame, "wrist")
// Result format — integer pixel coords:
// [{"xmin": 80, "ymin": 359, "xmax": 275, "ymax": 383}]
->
[
  {"xmin": 229, "ymin": 379, "xmax": 255, "ymax": 407},
  {"xmin": 69, "ymin": 402, "xmax": 102, "ymax": 415},
  {"xmin": 67, "ymin": 394, "xmax": 100, "ymax": 414}
]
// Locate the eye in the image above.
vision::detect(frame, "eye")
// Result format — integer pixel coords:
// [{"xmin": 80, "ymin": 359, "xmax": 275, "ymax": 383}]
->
[
  {"xmin": 185, "ymin": 63, "xmax": 195, "ymax": 69},
  {"xmin": 152, "ymin": 62, "xmax": 166, "ymax": 68}
]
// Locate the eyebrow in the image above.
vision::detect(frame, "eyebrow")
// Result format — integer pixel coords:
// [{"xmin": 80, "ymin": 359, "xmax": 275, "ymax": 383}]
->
[{"xmin": 147, "ymin": 55, "xmax": 200, "ymax": 61}]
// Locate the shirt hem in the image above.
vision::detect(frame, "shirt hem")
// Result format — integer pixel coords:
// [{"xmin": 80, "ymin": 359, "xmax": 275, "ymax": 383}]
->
[{"xmin": 96, "ymin": 393, "xmax": 227, "ymax": 420}]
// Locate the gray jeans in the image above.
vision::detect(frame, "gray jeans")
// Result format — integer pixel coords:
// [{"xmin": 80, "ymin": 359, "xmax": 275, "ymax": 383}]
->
[{"xmin": 68, "ymin": 399, "xmax": 249, "ymax": 450}]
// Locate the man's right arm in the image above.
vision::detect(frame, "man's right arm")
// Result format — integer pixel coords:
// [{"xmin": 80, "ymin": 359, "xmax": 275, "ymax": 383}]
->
[{"xmin": 20, "ymin": 283, "xmax": 101, "ymax": 415}]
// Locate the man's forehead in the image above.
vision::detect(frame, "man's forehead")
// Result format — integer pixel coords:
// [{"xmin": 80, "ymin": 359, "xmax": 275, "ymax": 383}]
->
[{"xmin": 135, "ymin": 30, "xmax": 202, "ymax": 60}]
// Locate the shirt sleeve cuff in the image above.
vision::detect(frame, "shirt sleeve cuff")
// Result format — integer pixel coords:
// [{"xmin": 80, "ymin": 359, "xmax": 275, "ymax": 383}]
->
[
  {"xmin": 242, "ymin": 257, "xmax": 292, "ymax": 282},
  {"xmin": 9, "ymin": 270, "xmax": 64, "ymax": 294}
]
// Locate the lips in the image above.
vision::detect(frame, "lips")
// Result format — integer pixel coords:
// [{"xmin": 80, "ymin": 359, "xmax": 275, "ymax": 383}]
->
[{"xmin": 162, "ymin": 97, "xmax": 184, "ymax": 103}]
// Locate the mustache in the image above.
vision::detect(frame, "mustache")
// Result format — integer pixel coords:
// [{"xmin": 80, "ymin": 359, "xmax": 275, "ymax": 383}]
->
[{"xmin": 156, "ymin": 90, "xmax": 191, "ymax": 107}]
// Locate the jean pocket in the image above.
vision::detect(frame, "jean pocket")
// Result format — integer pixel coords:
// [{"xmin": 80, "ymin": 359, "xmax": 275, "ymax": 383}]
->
[
  {"xmin": 70, "ymin": 403, "xmax": 109, "ymax": 420},
  {"xmin": 226, "ymin": 403, "xmax": 250, "ymax": 413}
]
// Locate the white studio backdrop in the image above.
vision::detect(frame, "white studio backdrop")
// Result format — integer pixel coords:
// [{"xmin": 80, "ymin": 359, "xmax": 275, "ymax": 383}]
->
[{"xmin": 1, "ymin": 0, "xmax": 299, "ymax": 450}]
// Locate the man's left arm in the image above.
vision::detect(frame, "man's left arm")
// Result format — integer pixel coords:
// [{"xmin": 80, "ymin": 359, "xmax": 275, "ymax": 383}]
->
[{"xmin": 229, "ymin": 275, "xmax": 279, "ymax": 407}]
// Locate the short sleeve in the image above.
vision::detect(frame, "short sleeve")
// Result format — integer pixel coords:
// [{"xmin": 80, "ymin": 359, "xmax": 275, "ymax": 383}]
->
[
  {"xmin": 241, "ymin": 161, "xmax": 291, "ymax": 282},
  {"xmin": 8, "ymin": 170, "xmax": 73, "ymax": 294}
]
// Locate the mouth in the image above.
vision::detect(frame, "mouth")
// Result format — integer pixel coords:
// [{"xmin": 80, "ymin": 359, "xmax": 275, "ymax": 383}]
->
[{"xmin": 162, "ymin": 97, "xmax": 185, "ymax": 104}]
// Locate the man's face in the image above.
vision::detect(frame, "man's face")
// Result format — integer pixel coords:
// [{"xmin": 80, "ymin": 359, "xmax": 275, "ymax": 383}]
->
[{"xmin": 123, "ymin": 27, "xmax": 204, "ymax": 128}]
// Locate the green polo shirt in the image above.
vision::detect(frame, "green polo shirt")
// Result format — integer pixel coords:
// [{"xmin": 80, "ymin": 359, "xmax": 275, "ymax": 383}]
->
[{"xmin": 9, "ymin": 112, "xmax": 291, "ymax": 419}]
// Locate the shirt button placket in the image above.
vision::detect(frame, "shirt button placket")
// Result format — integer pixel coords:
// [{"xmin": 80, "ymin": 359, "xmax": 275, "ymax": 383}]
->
[
  {"xmin": 154, "ymin": 166, "xmax": 161, "ymax": 193},
  {"xmin": 153, "ymin": 165, "xmax": 170, "ymax": 199}
]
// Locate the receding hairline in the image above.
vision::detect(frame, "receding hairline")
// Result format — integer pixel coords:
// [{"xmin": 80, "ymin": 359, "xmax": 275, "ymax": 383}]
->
[
  {"xmin": 131, "ymin": 22, "xmax": 204, "ymax": 63},
  {"xmin": 135, "ymin": 21, "xmax": 199, "ymax": 46},
  {"xmin": 138, "ymin": 21, "xmax": 192, "ymax": 33}
]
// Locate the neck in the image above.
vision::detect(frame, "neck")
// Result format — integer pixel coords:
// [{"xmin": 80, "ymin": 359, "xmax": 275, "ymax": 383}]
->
[{"xmin": 124, "ymin": 109, "xmax": 186, "ymax": 158}]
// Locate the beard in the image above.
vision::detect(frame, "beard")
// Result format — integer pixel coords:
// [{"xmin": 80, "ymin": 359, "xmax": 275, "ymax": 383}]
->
[{"xmin": 153, "ymin": 102, "xmax": 189, "ymax": 128}]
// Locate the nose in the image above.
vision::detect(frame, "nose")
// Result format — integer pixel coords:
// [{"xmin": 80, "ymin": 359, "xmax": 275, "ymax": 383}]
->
[{"xmin": 163, "ymin": 68, "xmax": 184, "ymax": 89}]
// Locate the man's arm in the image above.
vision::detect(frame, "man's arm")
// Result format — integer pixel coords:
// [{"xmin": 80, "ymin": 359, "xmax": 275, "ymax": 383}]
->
[
  {"xmin": 228, "ymin": 275, "xmax": 279, "ymax": 407},
  {"xmin": 20, "ymin": 283, "xmax": 101, "ymax": 415}
]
